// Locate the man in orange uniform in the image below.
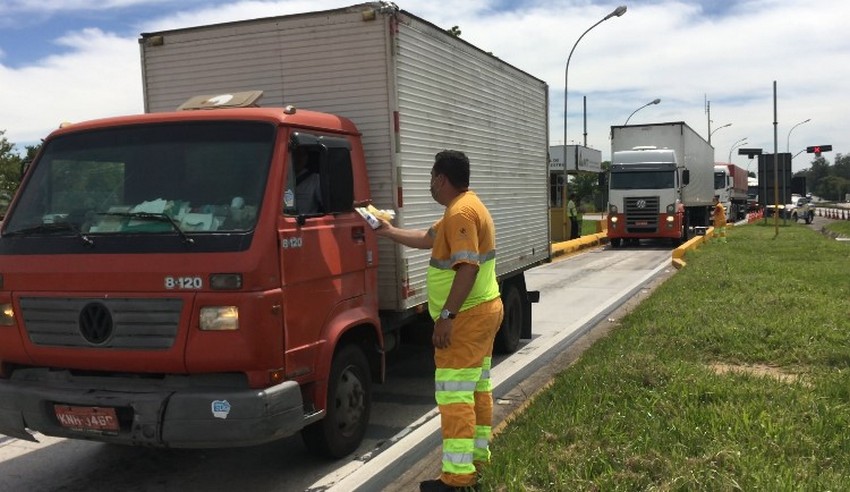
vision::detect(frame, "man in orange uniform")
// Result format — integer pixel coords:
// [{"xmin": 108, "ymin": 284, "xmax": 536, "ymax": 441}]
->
[
  {"xmin": 376, "ymin": 150, "xmax": 504, "ymax": 491},
  {"xmin": 712, "ymin": 195, "xmax": 728, "ymax": 243}
]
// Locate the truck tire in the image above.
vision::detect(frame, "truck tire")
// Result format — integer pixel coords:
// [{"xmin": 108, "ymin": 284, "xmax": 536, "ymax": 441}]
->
[
  {"xmin": 494, "ymin": 284, "xmax": 523, "ymax": 354},
  {"xmin": 301, "ymin": 344, "xmax": 371, "ymax": 458},
  {"xmin": 610, "ymin": 238, "xmax": 622, "ymax": 248}
]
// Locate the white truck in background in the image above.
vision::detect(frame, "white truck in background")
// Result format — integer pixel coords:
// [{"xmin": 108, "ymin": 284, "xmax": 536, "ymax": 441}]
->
[
  {"xmin": 714, "ymin": 163, "xmax": 748, "ymax": 222},
  {"xmin": 607, "ymin": 122, "xmax": 715, "ymax": 247}
]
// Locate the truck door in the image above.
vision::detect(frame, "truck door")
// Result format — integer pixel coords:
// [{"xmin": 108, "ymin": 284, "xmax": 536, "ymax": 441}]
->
[{"xmin": 278, "ymin": 133, "xmax": 367, "ymax": 371}]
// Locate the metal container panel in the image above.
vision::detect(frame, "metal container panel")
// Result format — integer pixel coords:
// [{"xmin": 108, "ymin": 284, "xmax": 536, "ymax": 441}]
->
[{"xmin": 140, "ymin": 4, "xmax": 550, "ymax": 312}]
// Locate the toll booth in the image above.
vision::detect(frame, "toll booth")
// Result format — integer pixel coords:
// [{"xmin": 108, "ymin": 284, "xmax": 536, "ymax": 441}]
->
[{"xmin": 549, "ymin": 145, "xmax": 602, "ymax": 241}]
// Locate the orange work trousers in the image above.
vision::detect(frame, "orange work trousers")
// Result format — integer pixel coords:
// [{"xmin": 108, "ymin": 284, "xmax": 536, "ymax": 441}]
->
[{"xmin": 434, "ymin": 297, "xmax": 504, "ymax": 488}]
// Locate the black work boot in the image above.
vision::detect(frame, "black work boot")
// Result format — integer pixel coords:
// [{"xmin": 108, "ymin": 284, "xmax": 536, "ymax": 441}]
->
[{"xmin": 419, "ymin": 479, "xmax": 477, "ymax": 491}]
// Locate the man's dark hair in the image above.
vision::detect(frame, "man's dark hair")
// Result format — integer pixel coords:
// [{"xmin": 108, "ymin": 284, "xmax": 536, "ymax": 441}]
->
[
  {"xmin": 434, "ymin": 150, "xmax": 469, "ymax": 189},
  {"xmin": 433, "ymin": 150, "xmax": 470, "ymax": 188}
]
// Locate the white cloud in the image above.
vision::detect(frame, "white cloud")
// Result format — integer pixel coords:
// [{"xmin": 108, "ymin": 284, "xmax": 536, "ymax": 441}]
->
[
  {"xmin": 0, "ymin": 28, "xmax": 141, "ymax": 144},
  {"xmin": 1, "ymin": 0, "xmax": 848, "ymax": 172},
  {"xmin": 0, "ymin": 0, "xmax": 173, "ymax": 13}
]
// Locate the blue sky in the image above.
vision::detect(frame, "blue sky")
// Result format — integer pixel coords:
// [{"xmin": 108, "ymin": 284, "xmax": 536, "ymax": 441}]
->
[{"xmin": 1, "ymin": 0, "xmax": 848, "ymax": 172}]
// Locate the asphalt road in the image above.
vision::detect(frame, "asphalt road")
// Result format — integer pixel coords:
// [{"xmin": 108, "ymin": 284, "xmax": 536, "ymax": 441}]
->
[{"xmin": 0, "ymin": 244, "xmax": 674, "ymax": 492}]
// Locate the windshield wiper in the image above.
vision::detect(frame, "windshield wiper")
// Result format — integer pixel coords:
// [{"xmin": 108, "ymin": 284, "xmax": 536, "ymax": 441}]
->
[
  {"xmin": 5, "ymin": 222, "xmax": 94, "ymax": 246},
  {"xmin": 95, "ymin": 212, "xmax": 195, "ymax": 245}
]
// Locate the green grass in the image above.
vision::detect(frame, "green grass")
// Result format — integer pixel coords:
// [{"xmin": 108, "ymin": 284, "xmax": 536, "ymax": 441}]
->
[
  {"xmin": 482, "ymin": 223, "xmax": 850, "ymax": 491},
  {"xmin": 580, "ymin": 218, "xmax": 602, "ymax": 237},
  {"xmin": 825, "ymin": 220, "xmax": 850, "ymax": 237}
]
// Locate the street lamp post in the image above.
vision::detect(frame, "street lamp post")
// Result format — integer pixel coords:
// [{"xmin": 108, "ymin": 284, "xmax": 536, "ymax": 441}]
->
[
  {"xmin": 786, "ymin": 118, "xmax": 811, "ymax": 153},
  {"xmin": 563, "ymin": 5, "xmax": 627, "ymax": 239},
  {"xmin": 728, "ymin": 137, "xmax": 748, "ymax": 163},
  {"xmin": 624, "ymin": 98, "xmax": 661, "ymax": 125},
  {"xmin": 708, "ymin": 123, "xmax": 731, "ymax": 145}
]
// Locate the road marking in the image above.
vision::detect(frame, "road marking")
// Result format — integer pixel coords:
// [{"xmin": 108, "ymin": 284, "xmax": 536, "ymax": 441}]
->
[{"xmin": 0, "ymin": 434, "xmax": 63, "ymax": 461}]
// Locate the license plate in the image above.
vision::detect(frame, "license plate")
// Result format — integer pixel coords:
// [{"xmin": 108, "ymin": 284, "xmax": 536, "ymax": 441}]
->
[{"xmin": 54, "ymin": 405, "xmax": 119, "ymax": 433}]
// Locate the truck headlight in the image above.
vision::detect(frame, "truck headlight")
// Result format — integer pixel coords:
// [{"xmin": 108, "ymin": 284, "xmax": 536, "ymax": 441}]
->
[
  {"xmin": 610, "ymin": 216, "xmax": 618, "ymax": 224},
  {"xmin": 666, "ymin": 216, "xmax": 675, "ymax": 223},
  {"xmin": 200, "ymin": 306, "xmax": 239, "ymax": 331},
  {"xmin": 0, "ymin": 303, "xmax": 14, "ymax": 326}
]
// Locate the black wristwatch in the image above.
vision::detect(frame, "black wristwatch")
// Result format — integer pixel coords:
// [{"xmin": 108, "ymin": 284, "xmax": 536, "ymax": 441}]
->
[{"xmin": 439, "ymin": 308, "xmax": 457, "ymax": 320}]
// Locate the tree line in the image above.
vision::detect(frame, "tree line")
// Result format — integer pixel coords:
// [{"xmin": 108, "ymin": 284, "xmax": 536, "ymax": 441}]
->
[
  {"xmin": 2, "ymin": 128, "xmax": 847, "ymax": 222},
  {"xmin": 0, "ymin": 130, "xmax": 40, "ymax": 215},
  {"xmin": 795, "ymin": 154, "xmax": 850, "ymax": 202}
]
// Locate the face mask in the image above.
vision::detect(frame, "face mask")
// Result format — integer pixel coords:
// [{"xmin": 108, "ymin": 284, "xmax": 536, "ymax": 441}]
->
[{"xmin": 430, "ymin": 172, "xmax": 440, "ymax": 201}]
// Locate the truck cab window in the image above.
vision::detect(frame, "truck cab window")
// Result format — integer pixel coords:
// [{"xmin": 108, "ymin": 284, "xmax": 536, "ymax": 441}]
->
[
  {"xmin": 284, "ymin": 147, "xmax": 324, "ymax": 215},
  {"xmin": 283, "ymin": 134, "xmax": 354, "ymax": 216}
]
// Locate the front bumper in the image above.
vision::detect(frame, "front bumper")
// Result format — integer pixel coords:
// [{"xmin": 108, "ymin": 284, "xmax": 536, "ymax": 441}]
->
[
  {"xmin": 0, "ymin": 368, "xmax": 314, "ymax": 448},
  {"xmin": 607, "ymin": 213, "xmax": 682, "ymax": 239}
]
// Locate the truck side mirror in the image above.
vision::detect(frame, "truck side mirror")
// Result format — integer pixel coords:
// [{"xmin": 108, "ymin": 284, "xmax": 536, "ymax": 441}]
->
[{"xmin": 682, "ymin": 169, "xmax": 690, "ymax": 186}]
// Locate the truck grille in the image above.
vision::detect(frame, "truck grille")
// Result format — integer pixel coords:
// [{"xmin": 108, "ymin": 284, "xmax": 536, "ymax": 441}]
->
[
  {"xmin": 20, "ymin": 297, "xmax": 182, "ymax": 350},
  {"xmin": 625, "ymin": 196, "xmax": 660, "ymax": 233}
]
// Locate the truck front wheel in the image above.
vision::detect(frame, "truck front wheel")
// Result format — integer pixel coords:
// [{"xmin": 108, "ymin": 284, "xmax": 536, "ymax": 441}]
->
[
  {"xmin": 610, "ymin": 238, "xmax": 622, "ymax": 248},
  {"xmin": 301, "ymin": 344, "xmax": 371, "ymax": 458}
]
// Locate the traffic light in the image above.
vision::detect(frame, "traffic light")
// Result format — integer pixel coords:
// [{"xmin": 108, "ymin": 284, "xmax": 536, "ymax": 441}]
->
[{"xmin": 806, "ymin": 145, "xmax": 832, "ymax": 157}]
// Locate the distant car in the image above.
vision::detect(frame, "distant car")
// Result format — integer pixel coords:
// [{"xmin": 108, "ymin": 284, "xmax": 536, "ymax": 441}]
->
[{"xmin": 788, "ymin": 195, "xmax": 814, "ymax": 224}]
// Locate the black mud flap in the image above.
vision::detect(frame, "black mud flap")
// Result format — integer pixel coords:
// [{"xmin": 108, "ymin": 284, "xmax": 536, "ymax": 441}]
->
[{"xmin": 522, "ymin": 290, "xmax": 540, "ymax": 339}]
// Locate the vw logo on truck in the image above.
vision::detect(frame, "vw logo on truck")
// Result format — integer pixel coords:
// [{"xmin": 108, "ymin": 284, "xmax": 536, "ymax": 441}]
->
[{"xmin": 78, "ymin": 302, "xmax": 114, "ymax": 345}]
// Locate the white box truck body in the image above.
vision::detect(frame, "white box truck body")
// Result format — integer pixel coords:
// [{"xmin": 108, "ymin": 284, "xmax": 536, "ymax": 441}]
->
[
  {"xmin": 140, "ymin": 2, "xmax": 551, "ymax": 349},
  {"xmin": 607, "ymin": 121, "xmax": 714, "ymax": 246}
]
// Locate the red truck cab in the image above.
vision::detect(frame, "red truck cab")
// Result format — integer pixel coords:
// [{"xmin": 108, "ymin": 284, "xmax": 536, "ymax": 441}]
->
[{"xmin": 0, "ymin": 98, "xmax": 382, "ymax": 457}]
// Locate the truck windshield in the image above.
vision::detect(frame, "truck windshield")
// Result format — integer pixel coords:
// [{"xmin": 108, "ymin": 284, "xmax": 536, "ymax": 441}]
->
[
  {"xmin": 747, "ymin": 186, "xmax": 758, "ymax": 200},
  {"xmin": 714, "ymin": 172, "xmax": 725, "ymax": 190},
  {"xmin": 4, "ymin": 122, "xmax": 275, "ymax": 237},
  {"xmin": 609, "ymin": 171, "xmax": 674, "ymax": 190}
]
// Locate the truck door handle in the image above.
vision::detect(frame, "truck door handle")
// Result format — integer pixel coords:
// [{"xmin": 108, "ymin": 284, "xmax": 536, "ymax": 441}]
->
[{"xmin": 352, "ymin": 226, "xmax": 366, "ymax": 242}]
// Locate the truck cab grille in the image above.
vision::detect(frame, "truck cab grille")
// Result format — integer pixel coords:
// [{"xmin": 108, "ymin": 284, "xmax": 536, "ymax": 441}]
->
[
  {"xmin": 625, "ymin": 196, "xmax": 660, "ymax": 233},
  {"xmin": 20, "ymin": 297, "xmax": 182, "ymax": 349}
]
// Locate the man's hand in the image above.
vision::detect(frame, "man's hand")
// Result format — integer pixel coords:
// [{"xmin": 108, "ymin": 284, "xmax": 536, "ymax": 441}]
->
[
  {"xmin": 373, "ymin": 218, "xmax": 393, "ymax": 236},
  {"xmin": 433, "ymin": 318, "xmax": 453, "ymax": 349}
]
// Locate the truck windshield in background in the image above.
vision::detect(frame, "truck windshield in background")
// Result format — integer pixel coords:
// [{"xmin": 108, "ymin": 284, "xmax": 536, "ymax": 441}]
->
[
  {"xmin": 4, "ymin": 122, "xmax": 275, "ymax": 238},
  {"xmin": 610, "ymin": 170, "xmax": 675, "ymax": 190},
  {"xmin": 714, "ymin": 171, "xmax": 725, "ymax": 190}
]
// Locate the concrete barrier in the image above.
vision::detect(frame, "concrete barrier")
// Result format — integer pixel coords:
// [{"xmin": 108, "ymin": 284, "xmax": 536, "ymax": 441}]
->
[
  {"xmin": 551, "ymin": 231, "xmax": 608, "ymax": 259},
  {"xmin": 549, "ymin": 223, "xmax": 714, "ymax": 270},
  {"xmin": 672, "ymin": 227, "xmax": 714, "ymax": 269}
]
